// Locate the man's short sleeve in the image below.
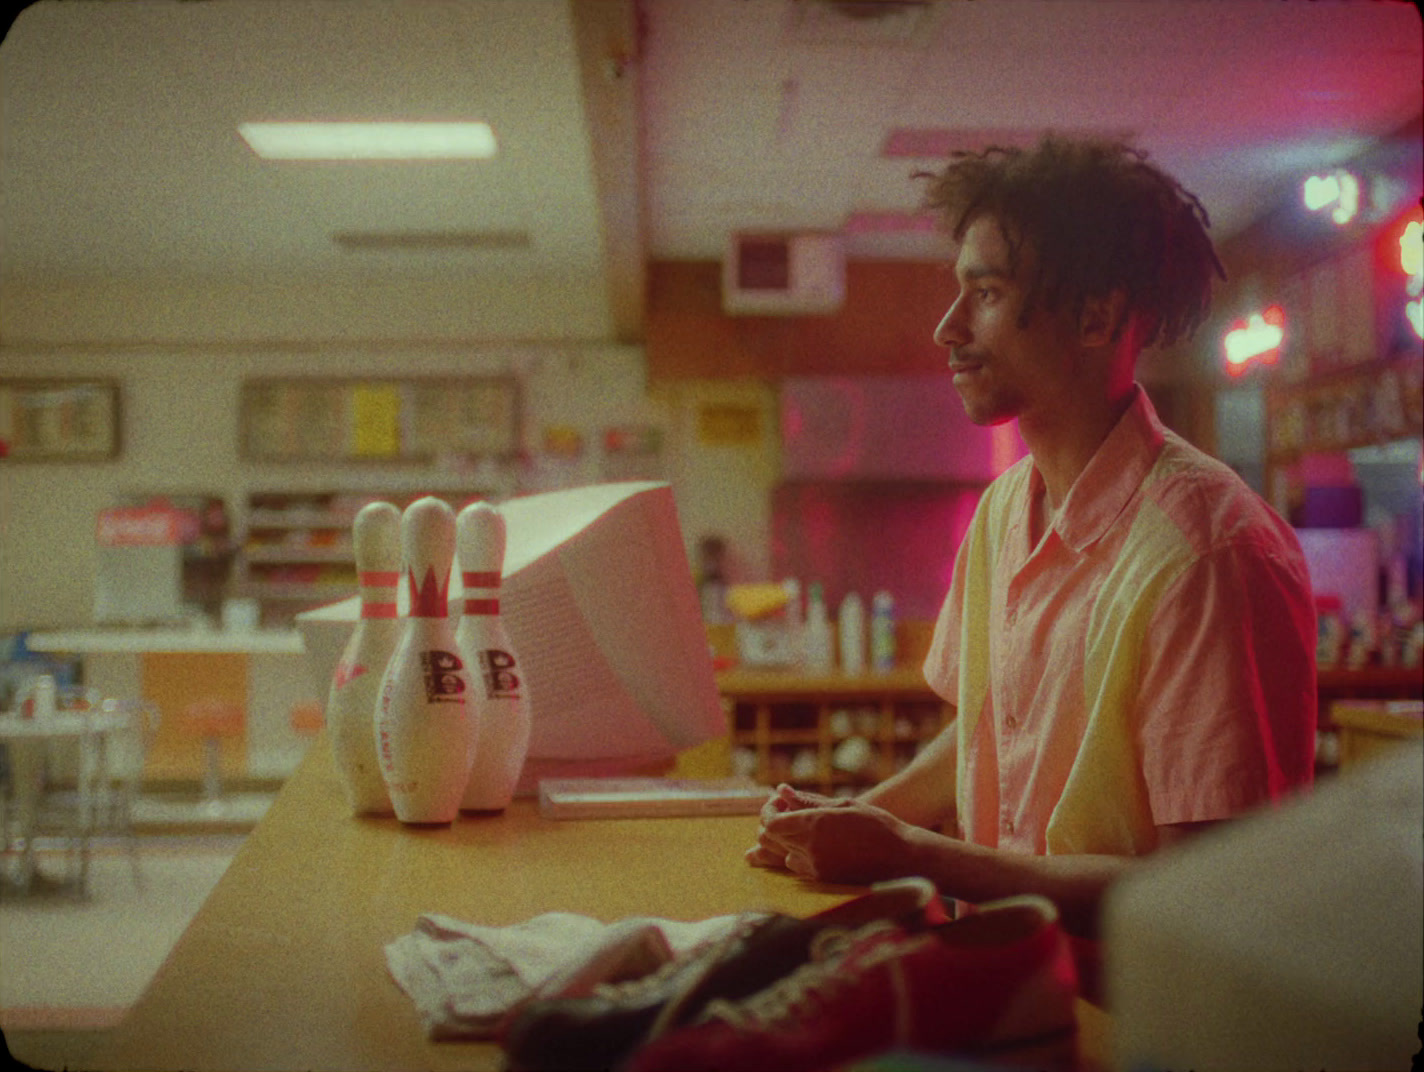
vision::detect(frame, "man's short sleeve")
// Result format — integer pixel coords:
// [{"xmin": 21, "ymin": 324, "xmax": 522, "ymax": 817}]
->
[
  {"xmin": 1135, "ymin": 540, "xmax": 1317, "ymax": 825},
  {"xmin": 923, "ymin": 533, "xmax": 974, "ymax": 704}
]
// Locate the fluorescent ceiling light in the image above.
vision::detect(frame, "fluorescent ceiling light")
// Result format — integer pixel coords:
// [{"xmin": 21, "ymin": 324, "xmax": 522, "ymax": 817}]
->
[{"xmin": 238, "ymin": 122, "xmax": 496, "ymax": 160}]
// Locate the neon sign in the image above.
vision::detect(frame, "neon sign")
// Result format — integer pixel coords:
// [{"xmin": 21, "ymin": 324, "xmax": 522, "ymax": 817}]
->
[
  {"xmin": 1400, "ymin": 218, "xmax": 1422, "ymax": 340},
  {"xmin": 1223, "ymin": 306, "xmax": 1285, "ymax": 377},
  {"xmin": 1302, "ymin": 170, "xmax": 1360, "ymax": 226}
]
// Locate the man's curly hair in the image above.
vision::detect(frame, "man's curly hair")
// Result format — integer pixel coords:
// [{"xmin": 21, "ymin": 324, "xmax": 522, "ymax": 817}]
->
[{"xmin": 920, "ymin": 136, "xmax": 1227, "ymax": 350}]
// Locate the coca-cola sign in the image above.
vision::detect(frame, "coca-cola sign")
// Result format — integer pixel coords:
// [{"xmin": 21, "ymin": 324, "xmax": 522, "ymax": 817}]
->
[{"xmin": 96, "ymin": 502, "xmax": 198, "ymax": 546}]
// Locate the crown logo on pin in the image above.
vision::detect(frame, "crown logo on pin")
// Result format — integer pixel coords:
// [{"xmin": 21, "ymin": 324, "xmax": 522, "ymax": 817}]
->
[{"xmin": 408, "ymin": 565, "xmax": 450, "ymax": 617}]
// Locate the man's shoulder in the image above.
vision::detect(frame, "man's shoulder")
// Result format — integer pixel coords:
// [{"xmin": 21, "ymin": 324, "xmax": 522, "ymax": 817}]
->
[
  {"xmin": 971, "ymin": 454, "xmax": 1036, "ymax": 535},
  {"xmin": 981, "ymin": 453, "xmax": 1036, "ymax": 503},
  {"xmin": 1143, "ymin": 431, "xmax": 1300, "ymax": 559}
]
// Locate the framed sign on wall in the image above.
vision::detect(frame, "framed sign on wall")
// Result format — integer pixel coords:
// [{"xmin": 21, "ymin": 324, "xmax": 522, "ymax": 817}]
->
[
  {"xmin": 239, "ymin": 376, "xmax": 520, "ymax": 463},
  {"xmin": 0, "ymin": 379, "xmax": 121, "ymax": 461}
]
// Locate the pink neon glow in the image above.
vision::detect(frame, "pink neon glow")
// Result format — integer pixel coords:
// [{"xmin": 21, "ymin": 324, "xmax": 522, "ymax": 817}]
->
[{"xmin": 991, "ymin": 421, "xmax": 1027, "ymax": 477}]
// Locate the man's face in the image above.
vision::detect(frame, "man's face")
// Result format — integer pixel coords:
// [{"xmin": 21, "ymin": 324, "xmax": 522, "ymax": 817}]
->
[{"xmin": 933, "ymin": 215, "xmax": 1080, "ymax": 428}]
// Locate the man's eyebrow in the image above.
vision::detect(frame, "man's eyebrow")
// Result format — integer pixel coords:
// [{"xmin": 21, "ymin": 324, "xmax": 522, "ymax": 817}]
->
[{"xmin": 957, "ymin": 264, "xmax": 1010, "ymax": 283}]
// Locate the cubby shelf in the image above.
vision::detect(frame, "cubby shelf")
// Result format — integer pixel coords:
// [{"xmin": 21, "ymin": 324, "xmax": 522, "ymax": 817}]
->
[{"xmin": 715, "ymin": 667, "xmax": 952, "ymax": 796}]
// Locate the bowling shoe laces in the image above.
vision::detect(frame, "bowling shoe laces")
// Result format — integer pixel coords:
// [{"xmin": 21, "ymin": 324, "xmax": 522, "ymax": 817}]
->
[
  {"xmin": 620, "ymin": 893, "xmax": 1081, "ymax": 1072},
  {"xmin": 498, "ymin": 877, "xmax": 950, "ymax": 1072}
]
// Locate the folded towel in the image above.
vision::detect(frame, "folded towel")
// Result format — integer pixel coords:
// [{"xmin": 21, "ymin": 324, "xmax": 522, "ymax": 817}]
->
[{"xmin": 385, "ymin": 910, "xmax": 761, "ymax": 1039}]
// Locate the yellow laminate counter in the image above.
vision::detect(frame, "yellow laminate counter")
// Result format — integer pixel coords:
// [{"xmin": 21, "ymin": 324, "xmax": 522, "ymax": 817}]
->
[{"xmin": 100, "ymin": 733, "xmax": 1110, "ymax": 1071}]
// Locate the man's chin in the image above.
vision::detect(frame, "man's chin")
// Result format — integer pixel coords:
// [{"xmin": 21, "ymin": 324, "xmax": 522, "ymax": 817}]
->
[{"xmin": 956, "ymin": 396, "xmax": 1016, "ymax": 427}]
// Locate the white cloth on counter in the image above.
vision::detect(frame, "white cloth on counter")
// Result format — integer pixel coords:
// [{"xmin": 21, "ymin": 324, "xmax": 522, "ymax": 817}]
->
[{"xmin": 385, "ymin": 910, "xmax": 763, "ymax": 1040}]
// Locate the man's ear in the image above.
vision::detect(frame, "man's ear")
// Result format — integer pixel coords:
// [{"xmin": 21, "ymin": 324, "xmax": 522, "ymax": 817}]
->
[{"xmin": 1079, "ymin": 290, "xmax": 1129, "ymax": 348}]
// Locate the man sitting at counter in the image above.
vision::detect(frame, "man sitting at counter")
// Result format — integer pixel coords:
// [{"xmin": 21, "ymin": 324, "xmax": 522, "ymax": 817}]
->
[{"xmin": 749, "ymin": 136, "xmax": 1318, "ymax": 949}]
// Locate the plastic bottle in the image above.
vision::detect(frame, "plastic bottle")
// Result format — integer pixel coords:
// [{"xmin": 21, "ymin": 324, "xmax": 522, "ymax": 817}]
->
[
  {"xmin": 838, "ymin": 592, "xmax": 866, "ymax": 676},
  {"xmin": 871, "ymin": 590, "xmax": 897, "ymax": 673},
  {"xmin": 27, "ymin": 673, "xmax": 57, "ymax": 719},
  {"xmin": 782, "ymin": 578, "xmax": 804, "ymax": 667},
  {"xmin": 803, "ymin": 583, "xmax": 835, "ymax": 674}
]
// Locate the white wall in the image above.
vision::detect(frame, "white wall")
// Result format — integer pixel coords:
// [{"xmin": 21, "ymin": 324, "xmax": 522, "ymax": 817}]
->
[
  {"xmin": 0, "ymin": 272, "xmax": 780, "ymax": 629},
  {"xmin": 0, "ymin": 270, "xmax": 612, "ymax": 346},
  {"xmin": 0, "ymin": 345, "xmax": 779, "ymax": 629}
]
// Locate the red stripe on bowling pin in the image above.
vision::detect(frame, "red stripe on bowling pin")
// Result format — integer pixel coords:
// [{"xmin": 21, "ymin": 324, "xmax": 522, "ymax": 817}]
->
[
  {"xmin": 462, "ymin": 570, "xmax": 500, "ymax": 616},
  {"xmin": 359, "ymin": 570, "xmax": 400, "ymax": 619}
]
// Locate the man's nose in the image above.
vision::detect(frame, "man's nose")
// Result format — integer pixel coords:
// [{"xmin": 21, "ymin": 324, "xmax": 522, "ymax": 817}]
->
[{"xmin": 934, "ymin": 299, "xmax": 967, "ymax": 348}]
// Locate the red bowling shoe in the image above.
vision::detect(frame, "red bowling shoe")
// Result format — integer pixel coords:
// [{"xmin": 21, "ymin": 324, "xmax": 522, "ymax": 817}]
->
[{"xmin": 622, "ymin": 894, "xmax": 1079, "ymax": 1072}]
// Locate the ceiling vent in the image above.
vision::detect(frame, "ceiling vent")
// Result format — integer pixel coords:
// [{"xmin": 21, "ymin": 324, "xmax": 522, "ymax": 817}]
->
[
  {"xmin": 722, "ymin": 232, "xmax": 845, "ymax": 316},
  {"xmin": 332, "ymin": 230, "xmax": 531, "ymax": 252}
]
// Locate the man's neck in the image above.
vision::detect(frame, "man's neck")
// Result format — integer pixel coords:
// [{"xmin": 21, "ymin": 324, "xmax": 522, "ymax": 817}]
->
[{"xmin": 1021, "ymin": 382, "xmax": 1137, "ymax": 514}]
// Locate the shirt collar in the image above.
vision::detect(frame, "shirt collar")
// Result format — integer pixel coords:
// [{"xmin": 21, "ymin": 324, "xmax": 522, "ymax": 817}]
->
[{"xmin": 1046, "ymin": 384, "xmax": 1166, "ymax": 553}]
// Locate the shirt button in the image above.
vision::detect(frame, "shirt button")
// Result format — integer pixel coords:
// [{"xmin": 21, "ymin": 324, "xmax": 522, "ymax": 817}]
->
[
  {"xmin": 1002, "ymin": 817, "xmax": 1015, "ymax": 836},
  {"xmin": 1005, "ymin": 714, "xmax": 1018, "ymax": 731}
]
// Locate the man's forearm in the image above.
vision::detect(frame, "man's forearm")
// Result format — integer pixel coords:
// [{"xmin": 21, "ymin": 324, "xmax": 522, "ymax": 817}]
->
[
  {"xmin": 859, "ymin": 714, "xmax": 958, "ymax": 830},
  {"xmin": 903, "ymin": 826, "xmax": 1136, "ymax": 940}
]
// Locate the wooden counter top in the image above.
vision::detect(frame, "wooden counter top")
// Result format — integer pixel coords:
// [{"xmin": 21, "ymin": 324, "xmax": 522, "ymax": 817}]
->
[
  {"xmin": 716, "ymin": 665, "xmax": 937, "ymax": 697},
  {"xmin": 26, "ymin": 628, "xmax": 305, "ymax": 655},
  {"xmin": 99, "ymin": 734, "xmax": 1110, "ymax": 1071}
]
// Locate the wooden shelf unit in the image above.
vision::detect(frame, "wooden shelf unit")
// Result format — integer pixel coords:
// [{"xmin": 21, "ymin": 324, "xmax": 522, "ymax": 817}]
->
[
  {"xmin": 715, "ymin": 667, "xmax": 951, "ymax": 796},
  {"xmin": 1263, "ymin": 350, "xmax": 1423, "ymax": 513},
  {"xmin": 237, "ymin": 488, "xmax": 492, "ymax": 626}
]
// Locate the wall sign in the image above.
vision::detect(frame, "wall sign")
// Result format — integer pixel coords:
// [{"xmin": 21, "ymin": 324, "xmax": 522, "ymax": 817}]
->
[
  {"xmin": 0, "ymin": 379, "xmax": 120, "ymax": 461},
  {"xmin": 239, "ymin": 376, "xmax": 519, "ymax": 463}
]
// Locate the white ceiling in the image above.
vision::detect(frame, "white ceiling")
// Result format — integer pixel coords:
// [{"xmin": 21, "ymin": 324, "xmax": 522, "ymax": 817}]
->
[{"xmin": 1, "ymin": 0, "xmax": 1420, "ymax": 340}]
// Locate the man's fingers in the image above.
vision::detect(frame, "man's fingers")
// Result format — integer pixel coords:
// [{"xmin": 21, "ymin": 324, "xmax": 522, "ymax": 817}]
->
[
  {"xmin": 783, "ymin": 849, "xmax": 816, "ymax": 879},
  {"xmin": 763, "ymin": 806, "xmax": 831, "ymax": 837},
  {"xmin": 777, "ymin": 784, "xmax": 847, "ymax": 809},
  {"xmin": 744, "ymin": 844, "xmax": 783, "ymax": 869},
  {"xmin": 754, "ymin": 827, "xmax": 788, "ymax": 855},
  {"xmin": 762, "ymin": 784, "xmax": 818, "ymax": 823}
]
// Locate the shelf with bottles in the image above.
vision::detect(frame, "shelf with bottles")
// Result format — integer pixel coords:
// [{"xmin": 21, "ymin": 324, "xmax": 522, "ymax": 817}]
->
[
  {"xmin": 1264, "ymin": 351, "xmax": 1422, "ymax": 463},
  {"xmin": 719, "ymin": 672, "xmax": 951, "ymax": 796},
  {"xmin": 237, "ymin": 488, "xmax": 491, "ymax": 626}
]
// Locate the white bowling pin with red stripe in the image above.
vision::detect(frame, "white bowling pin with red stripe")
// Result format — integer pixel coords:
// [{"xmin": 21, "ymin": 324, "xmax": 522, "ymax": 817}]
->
[
  {"xmin": 375, "ymin": 497, "xmax": 478, "ymax": 824},
  {"xmin": 456, "ymin": 501, "xmax": 531, "ymax": 812},
  {"xmin": 327, "ymin": 501, "xmax": 401, "ymax": 815}
]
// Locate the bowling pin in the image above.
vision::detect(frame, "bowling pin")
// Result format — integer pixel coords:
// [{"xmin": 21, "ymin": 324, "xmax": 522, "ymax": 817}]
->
[
  {"xmin": 375, "ymin": 497, "xmax": 478, "ymax": 824},
  {"xmin": 326, "ymin": 502, "xmax": 401, "ymax": 816},
  {"xmin": 456, "ymin": 502, "xmax": 531, "ymax": 812}
]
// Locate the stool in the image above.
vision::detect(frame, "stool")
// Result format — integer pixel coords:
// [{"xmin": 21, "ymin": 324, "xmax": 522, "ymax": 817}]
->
[
  {"xmin": 180, "ymin": 699, "xmax": 244, "ymax": 807},
  {"xmin": 289, "ymin": 701, "xmax": 325, "ymax": 737}
]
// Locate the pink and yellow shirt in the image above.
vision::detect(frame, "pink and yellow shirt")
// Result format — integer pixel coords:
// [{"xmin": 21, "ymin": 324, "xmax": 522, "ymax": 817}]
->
[{"xmin": 924, "ymin": 386, "xmax": 1316, "ymax": 857}]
